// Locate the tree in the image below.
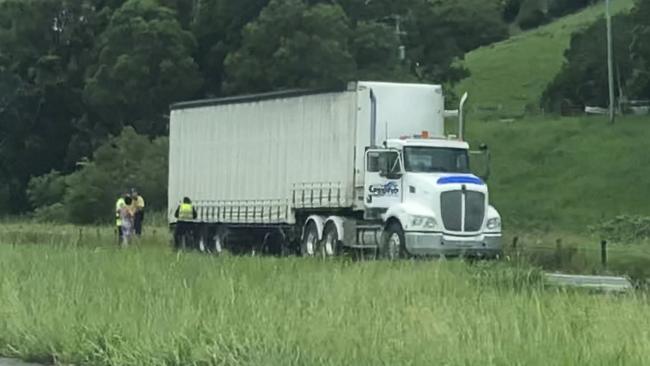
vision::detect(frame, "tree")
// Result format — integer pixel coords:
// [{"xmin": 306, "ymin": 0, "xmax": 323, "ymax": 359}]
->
[
  {"xmin": 542, "ymin": 9, "xmax": 643, "ymax": 111},
  {"xmin": 0, "ymin": 0, "xmax": 101, "ymax": 213},
  {"xmin": 224, "ymin": 0, "xmax": 356, "ymax": 93},
  {"xmin": 406, "ymin": 0, "xmax": 509, "ymax": 84},
  {"xmin": 192, "ymin": 0, "xmax": 270, "ymax": 97},
  {"xmin": 84, "ymin": 0, "xmax": 201, "ymax": 137},
  {"xmin": 351, "ymin": 21, "xmax": 412, "ymax": 81},
  {"xmin": 627, "ymin": 0, "xmax": 650, "ymax": 100}
]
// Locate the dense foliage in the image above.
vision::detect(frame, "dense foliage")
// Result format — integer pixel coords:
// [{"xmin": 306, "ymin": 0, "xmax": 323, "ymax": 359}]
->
[
  {"xmin": 501, "ymin": 0, "xmax": 600, "ymax": 29},
  {"xmin": 0, "ymin": 0, "xmax": 512, "ymax": 219},
  {"xmin": 543, "ymin": 0, "xmax": 650, "ymax": 111},
  {"xmin": 26, "ymin": 127, "xmax": 168, "ymax": 224}
]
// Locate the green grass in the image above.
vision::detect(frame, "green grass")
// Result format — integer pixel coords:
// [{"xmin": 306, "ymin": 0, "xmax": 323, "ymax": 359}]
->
[
  {"xmin": 455, "ymin": 0, "xmax": 635, "ymax": 118},
  {"xmin": 2, "ymin": 242, "xmax": 650, "ymax": 366},
  {"xmin": 463, "ymin": 115, "xmax": 650, "ymax": 231}
]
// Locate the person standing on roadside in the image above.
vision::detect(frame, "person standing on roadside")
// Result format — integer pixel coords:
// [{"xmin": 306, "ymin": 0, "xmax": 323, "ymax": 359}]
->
[
  {"xmin": 120, "ymin": 196, "xmax": 135, "ymax": 246},
  {"xmin": 174, "ymin": 197, "xmax": 197, "ymax": 249},
  {"xmin": 115, "ymin": 190, "xmax": 129, "ymax": 244},
  {"xmin": 131, "ymin": 189, "xmax": 145, "ymax": 237}
]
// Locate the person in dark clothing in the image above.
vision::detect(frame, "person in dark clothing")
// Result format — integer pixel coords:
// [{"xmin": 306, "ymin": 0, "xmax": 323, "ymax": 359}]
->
[
  {"xmin": 174, "ymin": 197, "xmax": 198, "ymax": 249},
  {"xmin": 131, "ymin": 189, "xmax": 145, "ymax": 236}
]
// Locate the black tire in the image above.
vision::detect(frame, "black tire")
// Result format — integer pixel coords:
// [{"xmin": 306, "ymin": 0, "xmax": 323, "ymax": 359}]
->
[
  {"xmin": 381, "ymin": 222, "xmax": 406, "ymax": 260},
  {"xmin": 322, "ymin": 224, "xmax": 341, "ymax": 258},
  {"xmin": 261, "ymin": 230, "xmax": 289, "ymax": 256},
  {"xmin": 300, "ymin": 222, "xmax": 320, "ymax": 257},
  {"xmin": 198, "ymin": 226, "xmax": 210, "ymax": 253}
]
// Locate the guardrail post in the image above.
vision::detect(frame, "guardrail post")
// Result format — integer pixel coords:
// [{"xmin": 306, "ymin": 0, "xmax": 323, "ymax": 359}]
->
[
  {"xmin": 555, "ymin": 238, "xmax": 563, "ymax": 265},
  {"xmin": 601, "ymin": 240, "xmax": 608, "ymax": 268}
]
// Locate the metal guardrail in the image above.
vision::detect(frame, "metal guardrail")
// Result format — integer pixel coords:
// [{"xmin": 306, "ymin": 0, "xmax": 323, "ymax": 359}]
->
[
  {"xmin": 0, "ymin": 358, "xmax": 44, "ymax": 366},
  {"xmin": 544, "ymin": 273, "xmax": 633, "ymax": 292}
]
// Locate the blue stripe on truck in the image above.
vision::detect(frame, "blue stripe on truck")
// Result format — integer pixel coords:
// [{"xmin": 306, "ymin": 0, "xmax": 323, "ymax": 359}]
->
[{"xmin": 437, "ymin": 176, "xmax": 484, "ymax": 185}]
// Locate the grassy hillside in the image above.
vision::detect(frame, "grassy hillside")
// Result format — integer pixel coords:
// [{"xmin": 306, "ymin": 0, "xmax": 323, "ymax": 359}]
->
[
  {"xmin": 465, "ymin": 115, "xmax": 650, "ymax": 231},
  {"xmin": 455, "ymin": 0, "xmax": 635, "ymax": 119}
]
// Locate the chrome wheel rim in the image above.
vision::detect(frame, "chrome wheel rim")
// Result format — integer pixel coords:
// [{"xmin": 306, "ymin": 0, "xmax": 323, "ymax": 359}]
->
[
  {"xmin": 215, "ymin": 235, "xmax": 223, "ymax": 254},
  {"xmin": 199, "ymin": 237, "xmax": 206, "ymax": 252},
  {"xmin": 305, "ymin": 232, "xmax": 316, "ymax": 256},
  {"xmin": 324, "ymin": 233, "xmax": 336, "ymax": 256}
]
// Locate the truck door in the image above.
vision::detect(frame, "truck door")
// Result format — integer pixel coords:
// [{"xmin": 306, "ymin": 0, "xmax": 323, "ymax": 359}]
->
[{"xmin": 364, "ymin": 149, "xmax": 403, "ymax": 209}]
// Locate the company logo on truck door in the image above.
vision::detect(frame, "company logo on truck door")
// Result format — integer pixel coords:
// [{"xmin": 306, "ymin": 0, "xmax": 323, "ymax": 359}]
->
[{"xmin": 368, "ymin": 182, "xmax": 400, "ymax": 196}]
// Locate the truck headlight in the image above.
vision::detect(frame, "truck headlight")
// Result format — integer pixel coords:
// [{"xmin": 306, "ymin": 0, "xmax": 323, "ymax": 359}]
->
[
  {"xmin": 410, "ymin": 215, "xmax": 438, "ymax": 230},
  {"xmin": 486, "ymin": 217, "xmax": 501, "ymax": 231}
]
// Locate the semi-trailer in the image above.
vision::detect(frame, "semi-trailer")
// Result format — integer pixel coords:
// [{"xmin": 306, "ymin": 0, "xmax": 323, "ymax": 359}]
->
[{"xmin": 168, "ymin": 81, "xmax": 502, "ymax": 258}]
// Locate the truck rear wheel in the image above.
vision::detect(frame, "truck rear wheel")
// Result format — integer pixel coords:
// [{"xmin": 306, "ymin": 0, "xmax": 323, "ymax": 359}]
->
[
  {"xmin": 322, "ymin": 224, "xmax": 341, "ymax": 257},
  {"xmin": 381, "ymin": 222, "xmax": 406, "ymax": 260},
  {"xmin": 301, "ymin": 222, "xmax": 320, "ymax": 257},
  {"xmin": 212, "ymin": 228, "xmax": 227, "ymax": 255}
]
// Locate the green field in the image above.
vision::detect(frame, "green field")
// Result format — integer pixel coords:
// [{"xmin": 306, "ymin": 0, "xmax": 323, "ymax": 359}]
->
[
  {"xmin": 1, "ymin": 238, "xmax": 650, "ymax": 366},
  {"xmin": 455, "ymin": 0, "xmax": 635, "ymax": 118}
]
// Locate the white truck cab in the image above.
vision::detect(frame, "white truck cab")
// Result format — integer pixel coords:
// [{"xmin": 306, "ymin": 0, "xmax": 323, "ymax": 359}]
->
[{"xmin": 364, "ymin": 137, "xmax": 501, "ymax": 258}]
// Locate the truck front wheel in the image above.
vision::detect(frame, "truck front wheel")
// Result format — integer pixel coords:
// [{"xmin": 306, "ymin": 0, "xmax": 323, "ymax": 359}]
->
[{"xmin": 381, "ymin": 222, "xmax": 406, "ymax": 260}]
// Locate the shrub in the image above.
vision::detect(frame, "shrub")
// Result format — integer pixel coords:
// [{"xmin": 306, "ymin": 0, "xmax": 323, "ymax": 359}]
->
[
  {"xmin": 589, "ymin": 215, "xmax": 650, "ymax": 243},
  {"xmin": 27, "ymin": 170, "xmax": 67, "ymax": 209},
  {"xmin": 28, "ymin": 127, "xmax": 168, "ymax": 224}
]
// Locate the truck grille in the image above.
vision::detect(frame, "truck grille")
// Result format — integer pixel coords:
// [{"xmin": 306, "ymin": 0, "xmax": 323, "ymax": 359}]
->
[{"xmin": 440, "ymin": 190, "xmax": 486, "ymax": 232}]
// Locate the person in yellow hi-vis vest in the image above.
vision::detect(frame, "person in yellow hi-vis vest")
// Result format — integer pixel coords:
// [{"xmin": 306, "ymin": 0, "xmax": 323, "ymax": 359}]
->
[
  {"xmin": 174, "ymin": 197, "xmax": 197, "ymax": 249},
  {"xmin": 115, "ymin": 191, "xmax": 129, "ymax": 244}
]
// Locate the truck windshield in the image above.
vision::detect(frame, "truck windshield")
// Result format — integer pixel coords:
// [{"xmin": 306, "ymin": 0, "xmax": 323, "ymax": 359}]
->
[{"xmin": 404, "ymin": 147, "xmax": 469, "ymax": 173}]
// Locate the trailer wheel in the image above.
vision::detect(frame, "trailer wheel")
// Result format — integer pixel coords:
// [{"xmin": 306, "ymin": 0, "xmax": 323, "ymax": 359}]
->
[
  {"xmin": 198, "ymin": 226, "xmax": 210, "ymax": 253},
  {"xmin": 301, "ymin": 222, "xmax": 320, "ymax": 257},
  {"xmin": 381, "ymin": 222, "xmax": 406, "ymax": 260},
  {"xmin": 322, "ymin": 224, "xmax": 341, "ymax": 257},
  {"xmin": 261, "ymin": 230, "xmax": 287, "ymax": 256},
  {"xmin": 212, "ymin": 229, "xmax": 226, "ymax": 255}
]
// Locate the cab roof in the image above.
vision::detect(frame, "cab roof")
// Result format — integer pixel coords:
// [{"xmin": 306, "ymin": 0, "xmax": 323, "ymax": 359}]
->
[{"xmin": 386, "ymin": 138, "xmax": 470, "ymax": 150}]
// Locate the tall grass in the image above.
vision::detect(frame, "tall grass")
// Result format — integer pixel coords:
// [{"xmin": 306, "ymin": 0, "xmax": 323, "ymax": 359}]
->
[
  {"xmin": 0, "ymin": 221, "xmax": 169, "ymax": 248},
  {"xmin": 0, "ymin": 241, "xmax": 649, "ymax": 365}
]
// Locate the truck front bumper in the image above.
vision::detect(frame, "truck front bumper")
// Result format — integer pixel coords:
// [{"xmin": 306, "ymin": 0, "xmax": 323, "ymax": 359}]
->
[{"xmin": 404, "ymin": 232, "xmax": 502, "ymax": 258}]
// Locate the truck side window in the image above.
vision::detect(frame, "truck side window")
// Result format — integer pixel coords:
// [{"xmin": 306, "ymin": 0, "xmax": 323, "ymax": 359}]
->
[
  {"xmin": 367, "ymin": 151, "xmax": 401, "ymax": 175},
  {"xmin": 367, "ymin": 152, "xmax": 381, "ymax": 172}
]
